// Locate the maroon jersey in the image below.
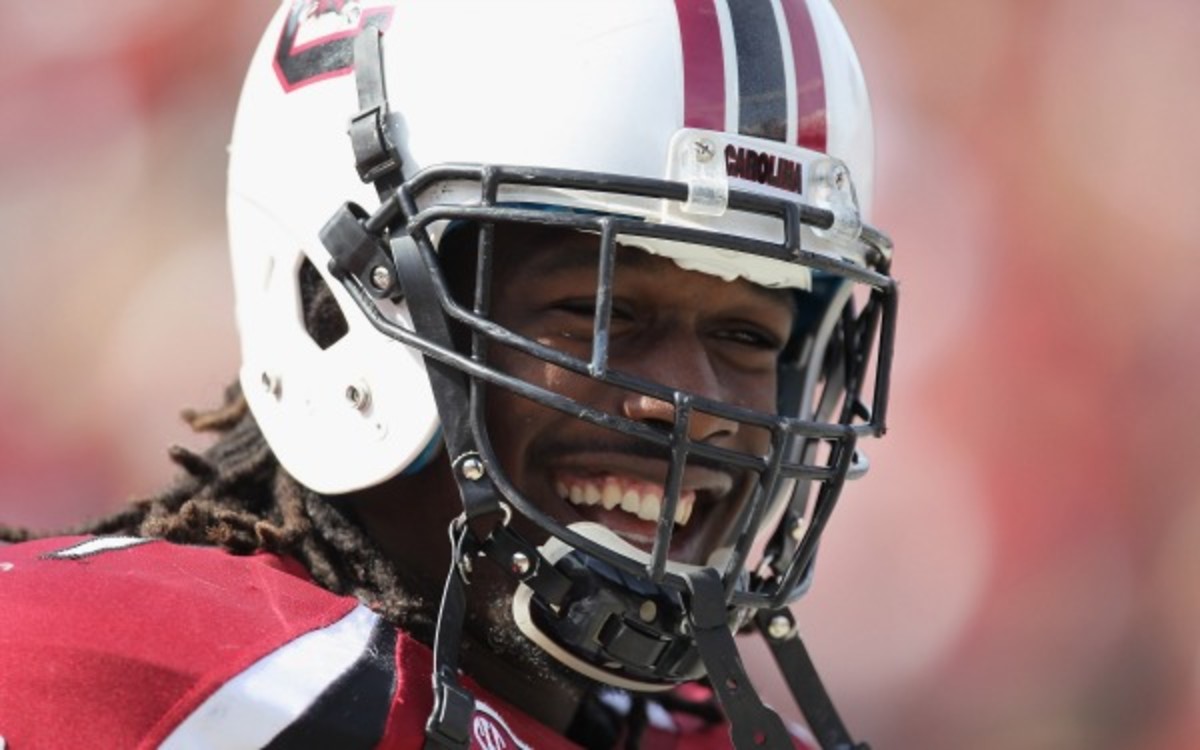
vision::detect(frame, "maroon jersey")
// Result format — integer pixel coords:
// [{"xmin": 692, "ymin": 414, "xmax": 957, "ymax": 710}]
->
[{"xmin": 0, "ymin": 536, "xmax": 812, "ymax": 749}]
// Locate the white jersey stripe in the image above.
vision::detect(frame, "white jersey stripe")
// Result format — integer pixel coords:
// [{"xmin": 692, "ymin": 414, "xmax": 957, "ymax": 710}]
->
[
  {"xmin": 45, "ymin": 536, "xmax": 152, "ymax": 559},
  {"xmin": 159, "ymin": 604, "xmax": 381, "ymax": 749}
]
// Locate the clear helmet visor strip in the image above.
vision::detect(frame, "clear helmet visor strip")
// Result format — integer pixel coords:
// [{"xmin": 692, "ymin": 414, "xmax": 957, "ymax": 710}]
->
[{"xmin": 317, "ymin": 30, "xmax": 892, "ymax": 750}]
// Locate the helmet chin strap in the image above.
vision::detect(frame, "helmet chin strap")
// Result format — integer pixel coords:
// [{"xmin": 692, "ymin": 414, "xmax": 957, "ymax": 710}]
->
[
  {"xmin": 481, "ymin": 521, "xmax": 869, "ymax": 749},
  {"xmin": 510, "ymin": 530, "xmax": 796, "ymax": 748},
  {"xmin": 511, "ymin": 524, "xmax": 709, "ymax": 692},
  {"xmin": 514, "ymin": 525, "xmax": 797, "ymax": 746}
]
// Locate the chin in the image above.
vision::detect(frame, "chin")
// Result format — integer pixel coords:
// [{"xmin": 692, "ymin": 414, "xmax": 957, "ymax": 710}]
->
[{"xmin": 465, "ymin": 581, "xmax": 593, "ymax": 693}]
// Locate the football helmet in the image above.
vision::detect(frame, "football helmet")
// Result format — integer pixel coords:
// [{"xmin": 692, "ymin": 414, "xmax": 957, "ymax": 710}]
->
[{"xmin": 227, "ymin": 1, "xmax": 894, "ymax": 748}]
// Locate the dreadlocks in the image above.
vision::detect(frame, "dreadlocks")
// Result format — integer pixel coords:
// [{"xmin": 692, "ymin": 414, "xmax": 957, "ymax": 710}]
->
[{"xmin": 0, "ymin": 383, "xmax": 431, "ymax": 634}]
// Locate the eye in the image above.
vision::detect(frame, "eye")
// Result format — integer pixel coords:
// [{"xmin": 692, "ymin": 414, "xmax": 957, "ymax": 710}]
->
[
  {"xmin": 713, "ymin": 323, "xmax": 785, "ymax": 352},
  {"xmin": 552, "ymin": 298, "xmax": 598, "ymax": 318},
  {"xmin": 552, "ymin": 298, "xmax": 636, "ymax": 322},
  {"xmin": 545, "ymin": 298, "xmax": 639, "ymax": 347},
  {"xmin": 545, "ymin": 298, "xmax": 600, "ymax": 343}
]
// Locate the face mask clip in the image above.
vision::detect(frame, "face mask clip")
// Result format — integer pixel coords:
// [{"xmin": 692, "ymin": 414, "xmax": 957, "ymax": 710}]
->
[
  {"xmin": 321, "ymin": 201, "xmax": 401, "ymax": 299},
  {"xmin": 676, "ymin": 134, "xmax": 730, "ymax": 217}
]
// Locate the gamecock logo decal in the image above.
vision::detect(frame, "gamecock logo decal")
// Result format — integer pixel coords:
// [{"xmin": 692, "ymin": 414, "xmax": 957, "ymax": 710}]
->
[{"xmin": 274, "ymin": 0, "xmax": 395, "ymax": 92}]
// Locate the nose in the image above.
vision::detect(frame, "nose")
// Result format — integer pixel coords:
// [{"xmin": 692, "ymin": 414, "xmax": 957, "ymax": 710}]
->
[
  {"xmin": 621, "ymin": 392, "xmax": 738, "ymax": 443},
  {"xmin": 618, "ymin": 334, "xmax": 739, "ymax": 443}
]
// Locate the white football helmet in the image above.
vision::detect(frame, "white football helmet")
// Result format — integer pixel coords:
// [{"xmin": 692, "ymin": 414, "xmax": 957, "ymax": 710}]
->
[{"xmin": 227, "ymin": 2, "xmax": 893, "ymax": 747}]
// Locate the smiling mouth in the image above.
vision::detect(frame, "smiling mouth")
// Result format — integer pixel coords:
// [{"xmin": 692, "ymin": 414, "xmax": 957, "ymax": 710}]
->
[{"xmin": 554, "ymin": 473, "xmax": 697, "ymax": 528}]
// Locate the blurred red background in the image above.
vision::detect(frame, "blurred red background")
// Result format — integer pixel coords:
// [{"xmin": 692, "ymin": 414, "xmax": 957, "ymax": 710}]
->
[{"xmin": 2, "ymin": 2, "xmax": 1197, "ymax": 747}]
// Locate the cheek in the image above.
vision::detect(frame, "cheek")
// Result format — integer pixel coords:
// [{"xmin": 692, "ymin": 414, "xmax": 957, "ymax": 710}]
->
[
  {"xmin": 741, "ymin": 372, "xmax": 779, "ymax": 413},
  {"xmin": 482, "ymin": 346, "xmax": 588, "ymax": 472},
  {"xmin": 487, "ymin": 337, "xmax": 600, "ymax": 408},
  {"xmin": 482, "ymin": 385, "xmax": 535, "ymax": 494},
  {"xmin": 719, "ymin": 369, "xmax": 779, "ymax": 454},
  {"xmin": 714, "ymin": 362, "xmax": 778, "ymax": 409}
]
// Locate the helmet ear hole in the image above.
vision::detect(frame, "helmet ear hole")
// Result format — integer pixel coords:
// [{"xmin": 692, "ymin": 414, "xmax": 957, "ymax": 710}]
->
[
  {"xmin": 436, "ymin": 221, "xmax": 482, "ymax": 309},
  {"xmin": 298, "ymin": 256, "xmax": 349, "ymax": 351}
]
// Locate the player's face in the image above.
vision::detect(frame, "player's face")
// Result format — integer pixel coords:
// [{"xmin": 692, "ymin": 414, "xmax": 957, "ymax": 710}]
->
[{"xmin": 481, "ymin": 226, "xmax": 795, "ymax": 565}]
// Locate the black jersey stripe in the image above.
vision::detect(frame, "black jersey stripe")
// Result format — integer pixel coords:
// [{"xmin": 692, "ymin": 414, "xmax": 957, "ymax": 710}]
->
[
  {"xmin": 727, "ymin": 0, "xmax": 788, "ymax": 142},
  {"xmin": 263, "ymin": 615, "xmax": 399, "ymax": 749}
]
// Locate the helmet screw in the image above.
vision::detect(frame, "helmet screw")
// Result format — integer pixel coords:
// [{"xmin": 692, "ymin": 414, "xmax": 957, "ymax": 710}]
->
[
  {"xmin": 370, "ymin": 264, "xmax": 392, "ymax": 292},
  {"xmin": 767, "ymin": 614, "xmax": 792, "ymax": 640},
  {"xmin": 833, "ymin": 165, "xmax": 847, "ymax": 190},
  {"xmin": 261, "ymin": 372, "xmax": 282, "ymax": 399},
  {"xmin": 693, "ymin": 138, "xmax": 716, "ymax": 163},
  {"xmin": 345, "ymin": 383, "xmax": 371, "ymax": 411},
  {"xmin": 460, "ymin": 456, "xmax": 485, "ymax": 481},
  {"xmin": 510, "ymin": 552, "xmax": 532, "ymax": 576},
  {"xmin": 639, "ymin": 600, "xmax": 658, "ymax": 623}
]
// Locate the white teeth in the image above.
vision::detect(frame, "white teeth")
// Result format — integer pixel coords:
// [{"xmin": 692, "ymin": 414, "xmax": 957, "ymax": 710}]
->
[
  {"xmin": 601, "ymin": 481, "xmax": 622, "ymax": 510},
  {"xmin": 675, "ymin": 497, "xmax": 694, "ymax": 526},
  {"xmin": 584, "ymin": 484, "xmax": 601, "ymax": 506},
  {"xmin": 560, "ymin": 478, "xmax": 697, "ymax": 528},
  {"xmin": 638, "ymin": 492, "xmax": 661, "ymax": 521}
]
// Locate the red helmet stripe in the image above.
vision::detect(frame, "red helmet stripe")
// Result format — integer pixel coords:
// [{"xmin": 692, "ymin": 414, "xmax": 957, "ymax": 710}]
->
[
  {"xmin": 674, "ymin": 0, "xmax": 726, "ymax": 132},
  {"xmin": 779, "ymin": 0, "xmax": 827, "ymax": 152}
]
